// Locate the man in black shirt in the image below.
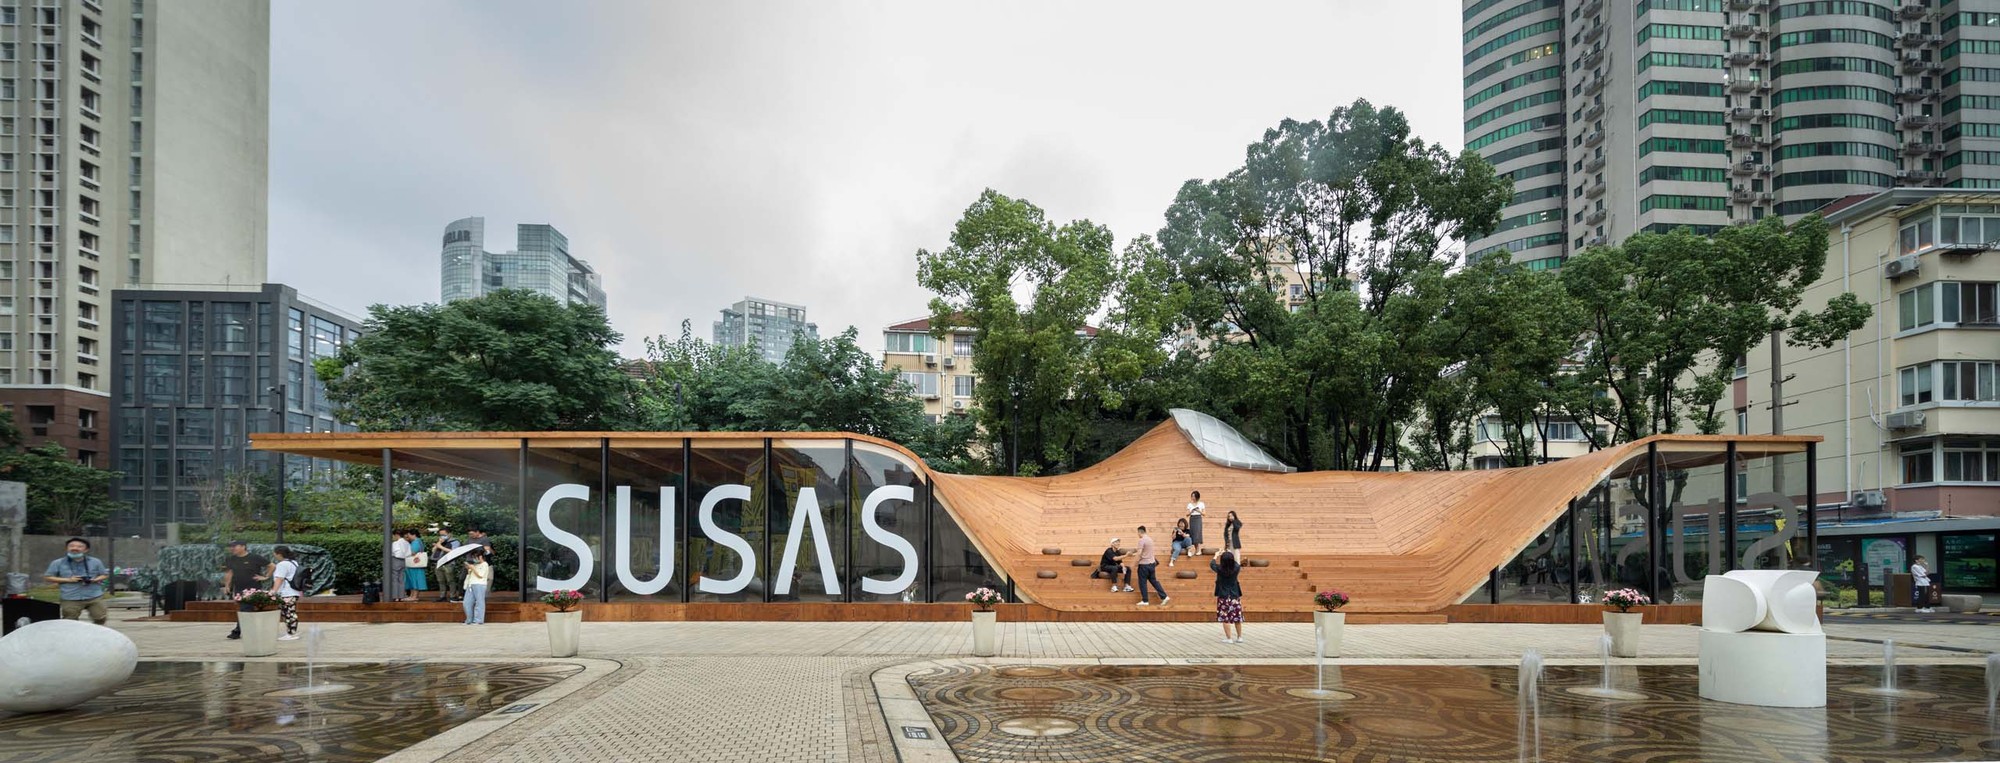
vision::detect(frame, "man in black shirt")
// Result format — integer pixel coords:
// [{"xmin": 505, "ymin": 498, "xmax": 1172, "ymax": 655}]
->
[
  {"xmin": 221, "ymin": 540, "xmax": 271, "ymax": 640},
  {"xmin": 1098, "ymin": 537, "xmax": 1132, "ymax": 593}
]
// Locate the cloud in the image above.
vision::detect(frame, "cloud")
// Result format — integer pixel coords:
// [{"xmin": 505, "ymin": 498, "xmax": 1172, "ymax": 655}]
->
[{"xmin": 268, "ymin": 1, "xmax": 1462, "ymax": 356}]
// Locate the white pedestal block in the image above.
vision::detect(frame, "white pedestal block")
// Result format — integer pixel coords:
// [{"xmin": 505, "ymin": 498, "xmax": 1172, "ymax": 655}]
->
[
  {"xmin": 546, "ymin": 611, "xmax": 581, "ymax": 658},
  {"xmin": 1698, "ymin": 628, "xmax": 1825, "ymax": 707}
]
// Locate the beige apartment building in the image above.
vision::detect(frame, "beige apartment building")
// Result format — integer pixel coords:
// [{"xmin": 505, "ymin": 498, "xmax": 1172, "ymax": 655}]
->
[
  {"xmin": 0, "ymin": 0, "xmax": 269, "ymax": 464},
  {"xmin": 881, "ymin": 315, "xmax": 980, "ymax": 422}
]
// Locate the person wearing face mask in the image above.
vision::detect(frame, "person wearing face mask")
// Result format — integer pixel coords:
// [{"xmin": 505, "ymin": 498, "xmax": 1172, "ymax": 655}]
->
[{"xmin": 42, "ymin": 537, "xmax": 111, "ymax": 625}]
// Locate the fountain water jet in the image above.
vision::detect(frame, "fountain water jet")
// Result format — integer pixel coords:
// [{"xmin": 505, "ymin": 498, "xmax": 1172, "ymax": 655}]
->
[
  {"xmin": 266, "ymin": 624, "xmax": 354, "ymax": 697},
  {"xmin": 1564, "ymin": 633, "xmax": 1645, "ymax": 700},
  {"xmin": 1839, "ymin": 638, "xmax": 1936, "ymax": 699},
  {"xmin": 1518, "ymin": 650, "xmax": 1543, "ymax": 763},
  {"xmin": 1986, "ymin": 653, "xmax": 1998, "ymax": 720},
  {"xmin": 1286, "ymin": 619, "xmax": 1355, "ymax": 700}
]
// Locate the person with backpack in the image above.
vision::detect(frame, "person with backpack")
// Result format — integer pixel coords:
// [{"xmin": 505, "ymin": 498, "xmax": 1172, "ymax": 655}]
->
[{"xmin": 271, "ymin": 545, "xmax": 303, "ymax": 641}]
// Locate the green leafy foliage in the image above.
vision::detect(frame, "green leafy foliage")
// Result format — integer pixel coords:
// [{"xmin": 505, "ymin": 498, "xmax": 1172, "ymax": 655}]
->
[
  {"xmin": 317, "ymin": 289, "xmax": 635, "ymax": 432},
  {"xmin": 149, "ymin": 543, "xmax": 336, "ymax": 596},
  {"xmin": 0, "ymin": 406, "xmax": 125, "ymax": 533}
]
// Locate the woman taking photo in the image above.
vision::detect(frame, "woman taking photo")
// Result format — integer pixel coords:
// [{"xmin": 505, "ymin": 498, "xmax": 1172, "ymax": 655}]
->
[
  {"xmin": 462, "ymin": 548, "xmax": 492, "ymax": 625},
  {"xmin": 1212, "ymin": 548, "xmax": 1243, "ymax": 644}
]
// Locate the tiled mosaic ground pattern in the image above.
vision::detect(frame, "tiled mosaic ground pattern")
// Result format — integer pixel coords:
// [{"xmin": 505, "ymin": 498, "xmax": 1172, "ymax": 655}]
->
[
  {"xmin": 0, "ymin": 661, "xmax": 579, "ymax": 763},
  {"xmin": 909, "ymin": 663, "xmax": 2000, "ymax": 762}
]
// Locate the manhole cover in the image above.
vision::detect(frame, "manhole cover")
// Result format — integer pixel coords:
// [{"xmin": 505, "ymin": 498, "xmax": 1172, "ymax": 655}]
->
[{"xmin": 998, "ymin": 717, "xmax": 1080, "ymax": 737}]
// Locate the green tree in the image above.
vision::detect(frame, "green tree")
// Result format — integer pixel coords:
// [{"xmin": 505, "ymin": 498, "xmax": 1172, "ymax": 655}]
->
[
  {"xmin": 317, "ymin": 290, "xmax": 634, "ymax": 431},
  {"xmin": 916, "ymin": 190, "xmax": 1122, "ymax": 475},
  {"xmin": 1159, "ymin": 99, "xmax": 1512, "ymax": 471},
  {"xmin": 1558, "ymin": 216, "xmax": 1871, "ymax": 443},
  {"xmin": 0, "ymin": 443, "xmax": 124, "ymax": 536}
]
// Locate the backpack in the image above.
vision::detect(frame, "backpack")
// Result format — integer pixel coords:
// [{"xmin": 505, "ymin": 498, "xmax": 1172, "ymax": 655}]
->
[{"xmin": 288, "ymin": 560, "xmax": 312, "ymax": 595}]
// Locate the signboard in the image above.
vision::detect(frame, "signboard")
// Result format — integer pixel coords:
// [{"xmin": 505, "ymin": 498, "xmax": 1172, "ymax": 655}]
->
[
  {"xmin": 1862, "ymin": 537, "xmax": 1907, "ymax": 586},
  {"xmin": 1941, "ymin": 533, "xmax": 1997, "ymax": 590}
]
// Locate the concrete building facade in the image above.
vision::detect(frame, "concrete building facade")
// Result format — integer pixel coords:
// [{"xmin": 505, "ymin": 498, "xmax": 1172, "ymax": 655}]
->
[
  {"xmin": 108, "ymin": 283, "xmax": 360, "ymax": 532},
  {"xmin": 0, "ymin": 0, "xmax": 269, "ymax": 464},
  {"xmin": 439, "ymin": 217, "xmax": 606, "ymax": 310},
  {"xmin": 1460, "ymin": 0, "xmax": 2000, "ymax": 268},
  {"xmin": 881, "ymin": 316, "xmax": 976, "ymax": 422},
  {"xmin": 713, "ymin": 296, "xmax": 817, "ymax": 364}
]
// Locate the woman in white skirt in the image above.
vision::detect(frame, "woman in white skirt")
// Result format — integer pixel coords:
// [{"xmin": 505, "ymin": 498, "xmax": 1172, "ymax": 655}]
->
[{"xmin": 1186, "ymin": 490, "xmax": 1207, "ymax": 557}]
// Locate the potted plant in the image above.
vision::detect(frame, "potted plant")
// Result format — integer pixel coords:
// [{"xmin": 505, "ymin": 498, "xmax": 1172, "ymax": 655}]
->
[
  {"xmin": 966, "ymin": 587, "xmax": 1002, "ymax": 657},
  {"xmin": 1602, "ymin": 588, "xmax": 1650, "ymax": 657},
  {"xmin": 542, "ymin": 589, "xmax": 584, "ymax": 658},
  {"xmin": 1313, "ymin": 589, "xmax": 1350, "ymax": 658},
  {"xmin": 234, "ymin": 589, "xmax": 282, "ymax": 657}
]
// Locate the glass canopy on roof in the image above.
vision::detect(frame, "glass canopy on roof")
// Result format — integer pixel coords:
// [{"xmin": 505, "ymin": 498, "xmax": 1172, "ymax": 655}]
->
[{"xmin": 1168, "ymin": 408, "xmax": 1297, "ymax": 473}]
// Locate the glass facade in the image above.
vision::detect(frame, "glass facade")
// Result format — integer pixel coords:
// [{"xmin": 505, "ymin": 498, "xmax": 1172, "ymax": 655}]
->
[{"xmin": 510, "ymin": 436, "xmax": 1007, "ymax": 603}]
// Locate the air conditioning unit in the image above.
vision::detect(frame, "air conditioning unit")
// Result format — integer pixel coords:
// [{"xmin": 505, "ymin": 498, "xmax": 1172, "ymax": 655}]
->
[
  {"xmin": 951, "ymin": 399, "xmax": 965, "ymax": 410},
  {"xmin": 1884, "ymin": 254, "xmax": 1920, "ymax": 279},
  {"xmin": 942, "ymin": 356, "xmax": 956, "ymax": 368},
  {"xmin": 923, "ymin": 353, "xmax": 937, "ymax": 366},
  {"xmin": 1851, "ymin": 490, "xmax": 1888, "ymax": 508},
  {"xmin": 1886, "ymin": 410, "xmax": 1925, "ymax": 430}
]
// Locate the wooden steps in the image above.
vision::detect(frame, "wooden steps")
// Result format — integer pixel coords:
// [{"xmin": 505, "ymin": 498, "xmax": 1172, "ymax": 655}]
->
[{"xmin": 170, "ymin": 598, "xmax": 528, "ymax": 624}]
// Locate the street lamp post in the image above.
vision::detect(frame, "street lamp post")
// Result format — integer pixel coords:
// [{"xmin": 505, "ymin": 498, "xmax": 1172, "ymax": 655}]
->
[{"xmin": 267, "ymin": 385, "xmax": 288, "ymax": 543}]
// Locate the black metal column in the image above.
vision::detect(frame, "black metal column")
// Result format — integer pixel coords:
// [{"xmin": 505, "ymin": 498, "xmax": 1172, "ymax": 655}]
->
[
  {"xmin": 1805, "ymin": 441, "xmax": 1819, "ymax": 569},
  {"xmin": 922, "ymin": 478, "xmax": 934, "ymax": 603},
  {"xmin": 1723, "ymin": 441, "xmax": 1739, "ymax": 572},
  {"xmin": 1488, "ymin": 568, "xmax": 1499, "ymax": 604},
  {"xmin": 1646, "ymin": 442, "xmax": 1663, "ymax": 602},
  {"xmin": 380, "ymin": 448, "xmax": 394, "ymax": 594},
  {"xmin": 517, "ymin": 440, "xmax": 530, "ymax": 601},
  {"xmin": 1567, "ymin": 497, "xmax": 1580, "ymax": 605},
  {"xmin": 844, "ymin": 439, "xmax": 855, "ymax": 603},
  {"xmin": 762, "ymin": 439, "xmax": 774, "ymax": 604},
  {"xmin": 680, "ymin": 441, "xmax": 692, "ymax": 604},
  {"xmin": 599, "ymin": 438, "xmax": 611, "ymax": 603}
]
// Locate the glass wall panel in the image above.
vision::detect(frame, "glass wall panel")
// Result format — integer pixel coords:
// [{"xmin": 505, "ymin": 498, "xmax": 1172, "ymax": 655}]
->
[
  {"xmin": 1660, "ymin": 453, "xmax": 1729, "ymax": 603},
  {"xmin": 851, "ymin": 441, "xmax": 926, "ymax": 602},
  {"xmin": 769, "ymin": 439, "xmax": 848, "ymax": 603},
  {"xmin": 1496, "ymin": 513, "xmax": 1569, "ymax": 603},
  {"xmin": 522, "ymin": 445, "xmax": 605, "ymax": 599},
  {"xmin": 931, "ymin": 494, "xmax": 1006, "ymax": 603},
  {"xmin": 1604, "ymin": 453, "xmax": 1657, "ymax": 597},
  {"xmin": 605, "ymin": 441, "xmax": 685, "ymax": 601},
  {"xmin": 1735, "ymin": 449, "xmax": 1809, "ymax": 571},
  {"xmin": 688, "ymin": 439, "xmax": 766, "ymax": 602}
]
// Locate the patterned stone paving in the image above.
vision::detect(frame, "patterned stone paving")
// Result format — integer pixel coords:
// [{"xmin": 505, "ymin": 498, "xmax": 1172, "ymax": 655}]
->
[
  {"xmin": 0, "ymin": 661, "xmax": 579, "ymax": 763},
  {"xmin": 909, "ymin": 663, "xmax": 2000, "ymax": 762}
]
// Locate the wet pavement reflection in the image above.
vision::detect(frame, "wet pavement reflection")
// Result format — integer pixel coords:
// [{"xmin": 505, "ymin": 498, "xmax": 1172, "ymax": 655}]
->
[
  {"xmin": 909, "ymin": 663, "xmax": 2000, "ymax": 762},
  {"xmin": 0, "ymin": 661, "xmax": 579, "ymax": 763}
]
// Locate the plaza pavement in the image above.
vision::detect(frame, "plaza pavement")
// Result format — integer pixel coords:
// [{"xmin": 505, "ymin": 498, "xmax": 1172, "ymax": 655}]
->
[{"xmin": 95, "ymin": 609, "xmax": 1998, "ymax": 763}]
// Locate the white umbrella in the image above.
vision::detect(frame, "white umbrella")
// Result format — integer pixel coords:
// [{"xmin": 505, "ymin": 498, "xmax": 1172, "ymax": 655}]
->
[{"xmin": 434, "ymin": 543, "xmax": 487, "ymax": 567}]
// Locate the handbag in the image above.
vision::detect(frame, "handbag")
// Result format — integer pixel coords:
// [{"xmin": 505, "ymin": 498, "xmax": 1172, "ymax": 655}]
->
[{"xmin": 408, "ymin": 550, "xmax": 429, "ymax": 567}]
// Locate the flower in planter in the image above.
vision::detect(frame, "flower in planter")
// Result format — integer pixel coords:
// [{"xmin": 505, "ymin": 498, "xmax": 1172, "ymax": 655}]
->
[
  {"xmin": 233, "ymin": 589, "xmax": 282, "ymax": 612},
  {"xmin": 1313, "ymin": 589, "xmax": 1350, "ymax": 612},
  {"xmin": 1602, "ymin": 588, "xmax": 1651, "ymax": 613},
  {"xmin": 964, "ymin": 587, "xmax": 1003, "ymax": 612},
  {"xmin": 540, "ymin": 589, "xmax": 585, "ymax": 612}
]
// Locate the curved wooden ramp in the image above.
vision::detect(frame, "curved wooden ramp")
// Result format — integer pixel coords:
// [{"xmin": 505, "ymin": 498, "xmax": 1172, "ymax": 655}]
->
[{"xmin": 930, "ymin": 423, "xmax": 1814, "ymax": 615}]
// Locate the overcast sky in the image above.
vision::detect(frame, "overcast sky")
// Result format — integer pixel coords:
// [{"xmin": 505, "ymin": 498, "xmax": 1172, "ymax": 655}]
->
[{"xmin": 268, "ymin": 1, "xmax": 1462, "ymax": 357}]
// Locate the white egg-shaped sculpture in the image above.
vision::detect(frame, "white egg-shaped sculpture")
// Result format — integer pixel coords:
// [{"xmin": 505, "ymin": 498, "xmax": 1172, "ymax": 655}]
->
[{"xmin": 0, "ymin": 620, "xmax": 139, "ymax": 713}]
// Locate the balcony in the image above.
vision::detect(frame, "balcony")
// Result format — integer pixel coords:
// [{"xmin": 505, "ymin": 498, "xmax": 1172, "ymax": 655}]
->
[
  {"xmin": 1727, "ymin": 24, "xmax": 1765, "ymax": 39},
  {"xmin": 1728, "ymin": 77, "xmax": 1759, "ymax": 93},
  {"xmin": 1729, "ymin": 107, "xmax": 1755, "ymax": 121},
  {"xmin": 1585, "ymin": 75, "xmax": 1606, "ymax": 95},
  {"xmin": 1583, "ymin": 46, "xmax": 1605, "ymax": 69},
  {"xmin": 1898, "ymin": 32, "xmax": 1944, "ymax": 48},
  {"xmin": 1899, "ymin": 3, "xmax": 1932, "ymax": 19},
  {"xmin": 1581, "ymin": 0, "xmax": 1603, "ymax": 15},
  {"xmin": 1898, "ymin": 114, "xmax": 1938, "ymax": 128},
  {"xmin": 1585, "ymin": 155, "xmax": 1606, "ymax": 172},
  {"xmin": 1729, "ymin": 131, "xmax": 1759, "ymax": 147},
  {"xmin": 1584, "ymin": 130, "xmax": 1605, "ymax": 146},
  {"xmin": 1584, "ymin": 102, "xmax": 1605, "ymax": 121},
  {"xmin": 1584, "ymin": 23, "xmax": 1604, "ymax": 43},
  {"xmin": 1897, "ymin": 169, "xmax": 1947, "ymax": 183},
  {"xmin": 1732, "ymin": 160, "xmax": 1759, "ymax": 176},
  {"xmin": 1585, "ymin": 181, "xmax": 1607, "ymax": 198},
  {"xmin": 1728, "ymin": 50, "xmax": 1757, "ymax": 65},
  {"xmin": 1903, "ymin": 141, "xmax": 1945, "ymax": 155},
  {"xmin": 1732, "ymin": 186, "xmax": 1754, "ymax": 202},
  {"xmin": 1902, "ymin": 56, "xmax": 1941, "ymax": 72},
  {"xmin": 1899, "ymin": 86, "xmax": 1940, "ymax": 101},
  {"xmin": 1585, "ymin": 208, "xmax": 1608, "ymax": 224}
]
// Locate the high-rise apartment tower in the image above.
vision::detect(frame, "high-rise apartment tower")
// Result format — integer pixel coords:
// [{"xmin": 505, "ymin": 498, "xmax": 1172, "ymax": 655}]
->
[
  {"xmin": 713, "ymin": 296, "xmax": 817, "ymax": 364},
  {"xmin": 439, "ymin": 217, "xmax": 607, "ymax": 310},
  {"xmin": 0, "ymin": 0, "xmax": 270, "ymax": 464},
  {"xmin": 1461, "ymin": 0, "xmax": 1990, "ymax": 268}
]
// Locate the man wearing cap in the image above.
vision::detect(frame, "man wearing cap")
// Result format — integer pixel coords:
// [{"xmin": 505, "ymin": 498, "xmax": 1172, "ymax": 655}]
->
[
  {"xmin": 42, "ymin": 537, "xmax": 111, "ymax": 625},
  {"xmin": 221, "ymin": 540, "xmax": 271, "ymax": 640},
  {"xmin": 1098, "ymin": 537, "xmax": 1133, "ymax": 593}
]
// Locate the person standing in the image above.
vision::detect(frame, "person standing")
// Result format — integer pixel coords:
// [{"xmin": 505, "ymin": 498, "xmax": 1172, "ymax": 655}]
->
[
  {"xmin": 462, "ymin": 548, "xmax": 492, "ymax": 625},
  {"xmin": 432, "ymin": 529, "xmax": 463, "ymax": 602},
  {"xmin": 1186, "ymin": 491, "xmax": 1207, "ymax": 557},
  {"xmin": 1098, "ymin": 538, "xmax": 1133, "ymax": 592},
  {"xmin": 1168, "ymin": 518, "xmax": 1192, "ymax": 567},
  {"xmin": 1224, "ymin": 511, "xmax": 1244, "ymax": 553},
  {"xmin": 1212, "ymin": 549, "xmax": 1244, "ymax": 644},
  {"xmin": 271, "ymin": 545, "xmax": 302, "ymax": 641},
  {"xmin": 388, "ymin": 529, "xmax": 411, "ymax": 602},
  {"xmin": 1912, "ymin": 555, "xmax": 1934, "ymax": 613},
  {"xmin": 402, "ymin": 530, "xmax": 430, "ymax": 600},
  {"xmin": 42, "ymin": 537, "xmax": 110, "ymax": 625},
  {"xmin": 221, "ymin": 541, "xmax": 271, "ymax": 640},
  {"xmin": 1130, "ymin": 525, "xmax": 1170, "ymax": 606}
]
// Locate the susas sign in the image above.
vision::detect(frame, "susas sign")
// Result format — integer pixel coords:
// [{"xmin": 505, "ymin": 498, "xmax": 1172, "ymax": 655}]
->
[{"xmin": 533, "ymin": 483, "xmax": 920, "ymax": 596}]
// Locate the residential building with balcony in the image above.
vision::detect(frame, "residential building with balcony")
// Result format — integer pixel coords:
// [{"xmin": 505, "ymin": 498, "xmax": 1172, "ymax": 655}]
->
[
  {"xmin": 713, "ymin": 296, "xmax": 817, "ymax": 365},
  {"xmin": 0, "ymin": 0, "xmax": 271, "ymax": 465},
  {"xmin": 1461, "ymin": 0, "xmax": 1995, "ymax": 270},
  {"xmin": 881, "ymin": 315, "xmax": 978, "ymax": 422}
]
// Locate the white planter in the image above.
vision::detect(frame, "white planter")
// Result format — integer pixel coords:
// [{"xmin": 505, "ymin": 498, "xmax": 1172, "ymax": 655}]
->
[
  {"xmin": 1603, "ymin": 610, "xmax": 1642, "ymax": 657},
  {"xmin": 547, "ymin": 610, "xmax": 582, "ymax": 658},
  {"xmin": 971, "ymin": 610, "xmax": 997, "ymax": 657},
  {"xmin": 1313, "ymin": 610, "xmax": 1346, "ymax": 658},
  {"xmin": 239, "ymin": 609, "xmax": 280, "ymax": 657}
]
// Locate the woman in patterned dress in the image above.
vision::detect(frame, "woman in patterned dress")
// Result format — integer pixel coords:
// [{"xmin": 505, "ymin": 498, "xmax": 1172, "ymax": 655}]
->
[{"xmin": 1212, "ymin": 549, "xmax": 1243, "ymax": 644}]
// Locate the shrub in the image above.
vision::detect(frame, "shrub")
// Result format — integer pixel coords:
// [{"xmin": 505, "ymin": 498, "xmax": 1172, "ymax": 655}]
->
[
  {"xmin": 226, "ymin": 531, "xmax": 519, "ymax": 595},
  {"xmin": 152, "ymin": 544, "xmax": 336, "ymax": 597},
  {"xmin": 1313, "ymin": 589, "xmax": 1349, "ymax": 612}
]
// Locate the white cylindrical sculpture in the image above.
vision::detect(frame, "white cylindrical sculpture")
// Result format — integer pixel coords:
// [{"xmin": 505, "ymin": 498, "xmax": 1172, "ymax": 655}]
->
[
  {"xmin": 1698, "ymin": 570, "xmax": 1827, "ymax": 707},
  {"xmin": 0, "ymin": 620, "xmax": 139, "ymax": 713}
]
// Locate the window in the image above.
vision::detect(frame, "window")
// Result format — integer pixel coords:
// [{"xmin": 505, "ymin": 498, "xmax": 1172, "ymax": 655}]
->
[
  {"xmin": 1939, "ymin": 361, "xmax": 2000, "ymax": 402},
  {"xmin": 1899, "ymin": 363, "xmax": 1934, "ymax": 406},
  {"xmin": 952, "ymin": 335, "xmax": 972, "ymax": 357},
  {"xmin": 176, "ymin": 409, "xmax": 214, "ymax": 446},
  {"xmin": 1464, "ymin": 65, "xmax": 1561, "ymax": 109},
  {"xmin": 1475, "ymin": 416, "xmax": 1506, "ymax": 442},
  {"xmin": 896, "ymin": 372, "xmax": 939, "ymax": 397},
  {"xmin": 1901, "ymin": 441, "xmax": 1935, "ymax": 484},
  {"xmin": 1900, "ymin": 218, "xmax": 1936, "ymax": 253},
  {"xmin": 1542, "ymin": 420, "xmax": 1585, "ymax": 441},
  {"xmin": 953, "ymin": 375, "xmax": 975, "ymax": 397},
  {"xmin": 1736, "ymin": 409, "xmax": 1749, "ymax": 435},
  {"xmin": 142, "ymin": 302, "xmax": 180, "ymax": 351},
  {"xmin": 140, "ymin": 355, "xmax": 179, "ymax": 405},
  {"xmin": 1639, "ymin": 195, "xmax": 1729, "ymax": 212},
  {"xmin": 212, "ymin": 302, "xmax": 251, "ymax": 351},
  {"xmin": 1473, "ymin": 456, "xmax": 1507, "ymax": 470},
  {"xmin": 1773, "ymin": 113, "xmax": 1896, "ymax": 135},
  {"xmin": 883, "ymin": 332, "xmax": 934, "ymax": 354},
  {"xmin": 1898, "ymin": 284, "xmax": 1936, "ymax": 331},
  {"xmin": 1940, "ymin": 438, "xmax": 2000, "ymax": 482},
  {"xmin": 1636, "ymin": 109, "xmax": 1727, "ymax": 129},
  {"xmin": 1941, "ymin": 282, "xmax": 1998, "ymax": 325},
  {"xmin": 215, "ymin": 355, "xmax": 250, "ymax": 405},
  {"xmin": 1636, "ymin": 24, "xmax": 1722, "ymax": 44},
  {"xmin": 1465, "ymin": 20, "xmax": 1561, "ymax": 66},
  {"xmin": 1639, "ymin": 137, "xmax": 1727, "ymax": 156}
]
